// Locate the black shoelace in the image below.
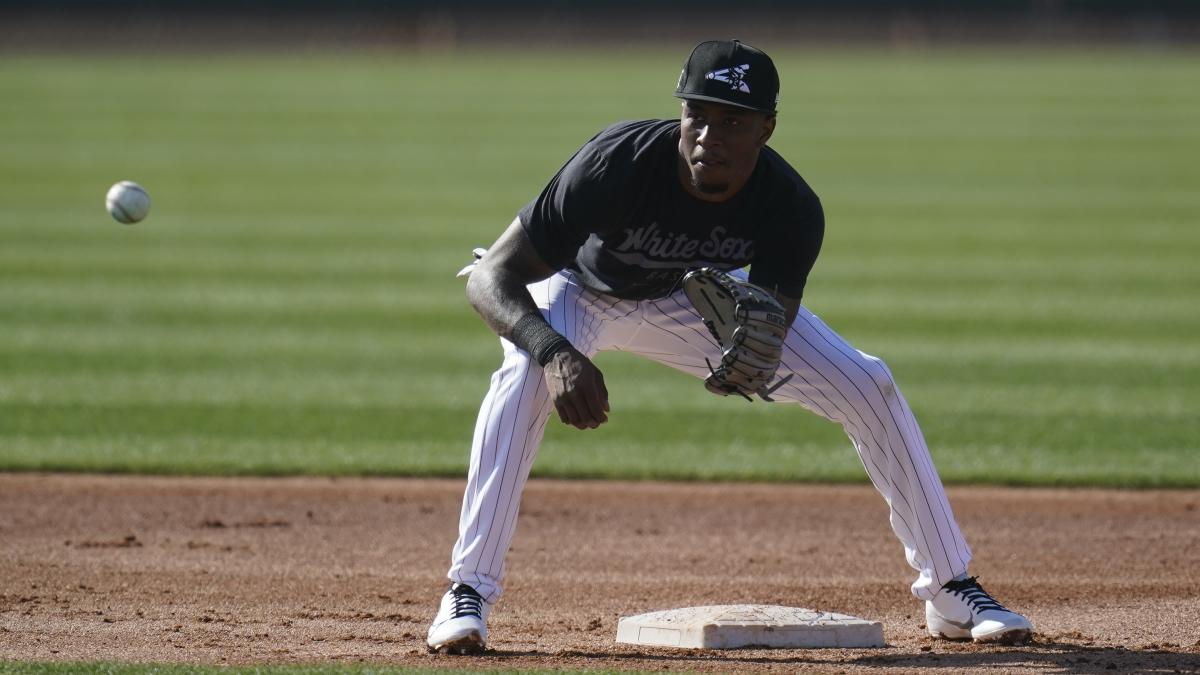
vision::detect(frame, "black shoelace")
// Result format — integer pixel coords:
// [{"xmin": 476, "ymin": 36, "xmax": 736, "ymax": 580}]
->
[
  {"xmin": 450, "ymin": 584, "xmax": 483, "ymax": 619},
  {"xmin": 944, "ymin": 576, "xmax": 1009, "ymax": 613}
]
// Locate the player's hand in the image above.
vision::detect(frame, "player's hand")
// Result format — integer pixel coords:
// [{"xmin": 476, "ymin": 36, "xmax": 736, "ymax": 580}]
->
[{"xmin": 543, "ymin": 346, "xmax": 609, "ymax": 430}]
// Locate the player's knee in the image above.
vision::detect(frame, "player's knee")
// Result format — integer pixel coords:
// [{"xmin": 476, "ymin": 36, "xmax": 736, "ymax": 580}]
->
[{"xmin": 859, "ymin": 353, "xmax": 897, "ymax": 399}]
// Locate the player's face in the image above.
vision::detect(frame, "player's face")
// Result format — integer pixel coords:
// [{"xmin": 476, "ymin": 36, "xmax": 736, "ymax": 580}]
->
[{"xmin": 678, "ymin": 100, "xmax": 775, "ymax": 202}]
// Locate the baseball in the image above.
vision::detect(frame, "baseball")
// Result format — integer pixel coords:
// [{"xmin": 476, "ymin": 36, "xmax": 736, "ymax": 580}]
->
[{"xmin": 105, "ymin": 180, "xmax": 151, "ymax": 224}]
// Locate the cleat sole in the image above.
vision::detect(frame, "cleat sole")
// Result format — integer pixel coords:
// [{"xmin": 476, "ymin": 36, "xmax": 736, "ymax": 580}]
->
[
  {"xmin": 975, "ymin": 628, "xmax": 1032, "ymax": 646},
  {"xmin": 929, "ymin": 630, "xmax": 973, "ymax": 641},
  {"xmin": 428, "ymin": 632, "xmax": 486, "ymax": 655}
]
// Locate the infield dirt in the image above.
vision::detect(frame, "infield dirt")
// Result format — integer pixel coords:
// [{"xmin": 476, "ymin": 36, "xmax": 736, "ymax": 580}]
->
[{"xmin": 1, "ymin": 474, "xmax": 1197, "ymax": 673}]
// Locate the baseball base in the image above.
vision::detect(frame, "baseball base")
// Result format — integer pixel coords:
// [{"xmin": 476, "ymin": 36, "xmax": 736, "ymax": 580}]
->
[{"xmin": 616, "ymin": 604, "xmax": 885, "ymax": 649}]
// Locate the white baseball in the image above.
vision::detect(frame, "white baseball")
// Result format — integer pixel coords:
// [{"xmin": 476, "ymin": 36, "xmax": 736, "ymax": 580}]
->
[{"xmin": 105, "ymin": 181, "xmax": 151, "ymax": 224}]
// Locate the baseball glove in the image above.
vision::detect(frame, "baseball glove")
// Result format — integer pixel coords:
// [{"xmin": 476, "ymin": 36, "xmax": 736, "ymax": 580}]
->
[{"xmin": 682, "ymin": 268, "xmax": 793, "ymax": 402}]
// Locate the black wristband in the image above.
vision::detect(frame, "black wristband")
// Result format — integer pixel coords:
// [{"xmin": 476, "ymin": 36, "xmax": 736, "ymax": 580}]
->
[{"xmin": 510, "ymin": 313, "xmax": 570, "ymax": 367}]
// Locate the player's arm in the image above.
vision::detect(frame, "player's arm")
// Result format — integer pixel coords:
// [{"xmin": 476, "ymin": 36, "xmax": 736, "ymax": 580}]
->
[
  {"xmin": 465, "ymin": 217, "xmax": 556, "ymax": 336},
  {"xmin": 466, "ymin": 217, "xmax": 609, "ymax": 430},
  {"xmin": 773, "ymin": 292, "xmax": 801, "ymax": 328},
  {"xmin": 749, "ymin": 193, "xmax": 823, "ymax": 330}
]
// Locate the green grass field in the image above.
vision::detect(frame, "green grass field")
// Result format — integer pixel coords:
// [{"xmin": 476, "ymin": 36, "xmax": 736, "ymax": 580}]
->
[{"xmin": 1, "ymin": 48, "xmax": 1197, "ymax": 486}]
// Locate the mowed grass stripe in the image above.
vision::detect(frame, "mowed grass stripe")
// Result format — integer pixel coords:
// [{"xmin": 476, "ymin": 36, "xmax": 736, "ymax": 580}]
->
[
  {"xmin": 2, "ymin": 271, "xmax": 1193, "ymax": 311},
  {"xmin": 0, "ymin": 354, "xmax": 1192, "ymax": 400},
  {"xmin": 4, "ymin": 260, "xmax": 1193, "ymax": 303},
  {"xmin": 5, "ymin": 305, "xmax": 1196, "ymax": 347},
  {"xmin": 3, "ymin": 373, "xmax": 1192, "ymax": 423},
  {"xmin": 3, "ymin": 325, "xmax": 1197, "ymax": 368},
  {"xmin": 5, "ymin": 223, "xmax": 1198, "ymax": 265},
  {"xmin": 1, "ymin": 431, "xmax": 1192, "ymax": 487}
]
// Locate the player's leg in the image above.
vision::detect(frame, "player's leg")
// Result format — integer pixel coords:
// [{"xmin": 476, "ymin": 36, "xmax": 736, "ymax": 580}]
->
[
  {"xmin": 635, "ymin": 292, "xmax": 970, "ymax": 595},
  {"xmin": 770, "ymin": 306, "xmax": 1031, "ymax": 643},
  {"xmin": 632, "ymin": 292, "xmax": 1031, "ymax": 643},
  {"xmin": 426, "ymin": 332, "xmax": 549, "ymax": 654},
  {"xmin": 429, "ymin": 271, "xmax": 636, "ymax": 653},
  {"xmin": 771, "ymin": 306, "xmax": 972, "ymax": 592}
]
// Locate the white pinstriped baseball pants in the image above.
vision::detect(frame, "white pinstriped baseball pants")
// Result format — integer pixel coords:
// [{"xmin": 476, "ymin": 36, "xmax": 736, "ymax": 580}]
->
[{"xmin": 448, "ymin": 270, "xmax": 971, "ymax": 603}]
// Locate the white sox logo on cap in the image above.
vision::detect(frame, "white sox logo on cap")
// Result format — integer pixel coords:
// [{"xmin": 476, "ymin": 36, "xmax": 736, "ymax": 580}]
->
[
  {"xmin": 674, "ymin": 40, "xmax": 779, "ymax": 113},
  {"xmin": 705, "ymin": 64, "xmax": 751, "ymax": 93}
]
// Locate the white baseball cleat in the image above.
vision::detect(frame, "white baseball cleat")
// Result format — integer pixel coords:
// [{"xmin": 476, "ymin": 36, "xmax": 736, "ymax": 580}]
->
[
  {"xmin": 427, "ymin": 583, "xmax": 491, "ymax": 654},
  {"xmin": 926, "ymin": 575, "xmax": 1033, "ymax": 644}
]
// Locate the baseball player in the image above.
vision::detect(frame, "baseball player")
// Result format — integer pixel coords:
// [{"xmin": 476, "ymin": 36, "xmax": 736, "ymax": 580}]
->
[{"xmin": 427, "ymin": 39, "xmax": 1032, "ymax": 653}]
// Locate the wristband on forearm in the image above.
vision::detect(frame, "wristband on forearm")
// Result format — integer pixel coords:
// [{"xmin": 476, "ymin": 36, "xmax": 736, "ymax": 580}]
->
[{"xmin": 510, "ymin": 312, "xmax": 570, "ymax": 366}]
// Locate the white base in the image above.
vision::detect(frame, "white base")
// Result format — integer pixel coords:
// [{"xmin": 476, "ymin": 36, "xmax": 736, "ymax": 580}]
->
[{"xmin": 616, "ymin": 604, "xmax": 884, "ymax": 649}]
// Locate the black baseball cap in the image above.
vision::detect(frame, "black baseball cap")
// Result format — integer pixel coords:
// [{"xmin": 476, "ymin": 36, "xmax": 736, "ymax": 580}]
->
[{"xmin": 674, "ymin": 39, "xmax": 780, "ymax": 113}]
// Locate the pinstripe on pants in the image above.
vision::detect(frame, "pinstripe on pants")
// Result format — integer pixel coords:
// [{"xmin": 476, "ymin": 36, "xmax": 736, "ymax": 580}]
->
[{"xmin": 449, "ymin": 270, "xmax": 971, "ymax": 603}]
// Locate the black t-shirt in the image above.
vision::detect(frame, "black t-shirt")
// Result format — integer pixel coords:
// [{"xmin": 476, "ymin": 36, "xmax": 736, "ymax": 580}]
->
[{"xmin": 518, "ymin": 119, "xmax": 825, "ymax": 301}]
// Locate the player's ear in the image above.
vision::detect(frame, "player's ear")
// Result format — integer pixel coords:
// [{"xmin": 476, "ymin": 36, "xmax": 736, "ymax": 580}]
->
[{"xmin": 757, "ymin": 113, "xmax": 776, "ymax": 147}]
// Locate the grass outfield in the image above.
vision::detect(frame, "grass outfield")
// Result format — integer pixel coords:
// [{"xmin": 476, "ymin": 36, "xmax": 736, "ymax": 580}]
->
[{"xmin": 0, "ymin": 48, "xmax": 1197, "ymax": 486}]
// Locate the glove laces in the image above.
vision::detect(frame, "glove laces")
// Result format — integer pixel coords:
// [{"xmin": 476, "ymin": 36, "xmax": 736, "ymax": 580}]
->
[
  {"xmin": 703, "ymin": 358, "xmax": 794, "ymax": 403},
  {"xmin": 943, "ymin": 576, "xmax": 1008, "ymax": 613}
]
